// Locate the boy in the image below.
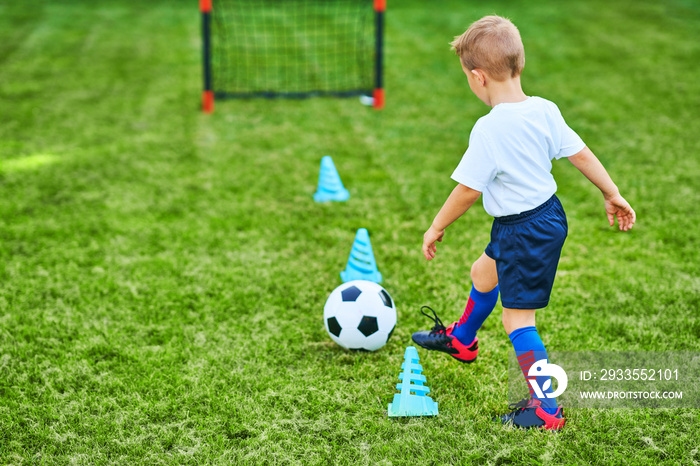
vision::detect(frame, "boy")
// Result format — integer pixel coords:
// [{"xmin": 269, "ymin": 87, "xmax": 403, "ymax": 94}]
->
[{"xmin": 411, "ymin": 16, "xmax": 635, "ymax": 430}]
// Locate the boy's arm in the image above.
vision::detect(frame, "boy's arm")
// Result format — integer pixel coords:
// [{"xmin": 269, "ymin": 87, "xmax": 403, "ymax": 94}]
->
[
  {"xmin": 567, "ymin": 146, "xmax": 636, "ymax": 231},
  {"xmin": 423, "ymin": 183, "xmax": 481, "ymax": 260}
]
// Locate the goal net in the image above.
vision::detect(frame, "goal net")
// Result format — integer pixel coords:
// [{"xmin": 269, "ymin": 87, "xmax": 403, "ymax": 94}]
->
[{"xmin": 201, "ymin": 0, "xmax": 384, "ymax": 111}]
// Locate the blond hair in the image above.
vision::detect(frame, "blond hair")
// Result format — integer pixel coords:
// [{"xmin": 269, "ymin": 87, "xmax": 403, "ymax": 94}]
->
[{"xmin": 450, "ymin": 15, "xmax": 525, "ymax": 81}]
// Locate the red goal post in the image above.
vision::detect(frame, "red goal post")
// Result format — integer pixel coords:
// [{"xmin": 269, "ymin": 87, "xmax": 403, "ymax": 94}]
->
[{"xmin": 200, "ymin": 0, "xmax": 385, "ymax": 113}]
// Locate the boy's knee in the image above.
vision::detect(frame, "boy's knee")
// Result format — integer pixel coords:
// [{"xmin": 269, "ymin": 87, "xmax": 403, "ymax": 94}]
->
[
  {"xmin": 470, "ymin": 256, "xmax": 498, "ymax": 292},
  {"xmin": 503, "ymin": 310, "xmax": 521, "ymax": 335},
  {"xmin": 470, "ymin": 261, "xmax": 480, "ymax": 281},
  {"xmin": 501, "ymin": 311, "xmax": 510, "ymax": 332},
  {"xmin": 501, "ymin": 308, "xmax": 536, "ymax": 335},
  {"xmin": 470, "ymin": 258, "xmax": 486, "ymax": 283}
]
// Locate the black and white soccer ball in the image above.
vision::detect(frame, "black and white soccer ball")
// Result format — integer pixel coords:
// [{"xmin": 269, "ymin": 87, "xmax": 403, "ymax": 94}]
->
[{"xmin": 323, "ymin": 280, "xmax": 397, "ymax": 351}]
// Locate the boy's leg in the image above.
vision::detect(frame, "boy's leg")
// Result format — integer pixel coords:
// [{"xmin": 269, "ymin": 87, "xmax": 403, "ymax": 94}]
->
[
  {"xmin": 504, "ymin": 308, "xmax": 555, "ymax": 410},
  {"xmin": 486, "ymin": 197, "xmax": 567, "ymax": 429},
  {"xmin": 471, "ymin": 252, "xmax": 499, "ymax": 292},
  {"xmin": 499, "ymin": 307, "xmax": 565, "ymax": 429},
  {"xmin": 451, "ymin": 253, "xmax": 500, "ymax": 345},
  {"xmin": 412, "ymin": 253, "xmax": 498, "ymax": 363},
  {"xmin": 502, "ymin": 307, "xmax": 535, "ymax": 335}
]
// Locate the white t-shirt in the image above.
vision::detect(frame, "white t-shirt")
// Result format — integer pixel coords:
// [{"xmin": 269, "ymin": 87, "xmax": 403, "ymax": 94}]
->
[{"xmin": 451, "ymin": 96, "xmax": 585, "ymax": 217}]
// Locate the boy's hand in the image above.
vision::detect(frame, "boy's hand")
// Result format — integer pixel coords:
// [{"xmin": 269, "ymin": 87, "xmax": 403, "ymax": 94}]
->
[
  {"xmin": 605, "ymin": 194, "xmax": 636, "ymax": 231},
  {"xmin": 421, "ymin": 184, "xmax": 480, "ymax": 261},
  {"xmin": 423, "ymin": 225, "xmax": 445, "ymax": 260}
]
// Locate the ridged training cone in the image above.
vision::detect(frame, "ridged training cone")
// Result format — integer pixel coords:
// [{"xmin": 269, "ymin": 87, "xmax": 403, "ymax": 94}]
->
[
  {"xmin": 340, "ymin": 228, "xmax": 382, "ymax": 283},
  {"xmin": 313, "ymin": 156, "xmax": 350, "ymax": 202},
  {"xmin": 388, "ymin": 346, "xmax": 439, "ymax": 417}
]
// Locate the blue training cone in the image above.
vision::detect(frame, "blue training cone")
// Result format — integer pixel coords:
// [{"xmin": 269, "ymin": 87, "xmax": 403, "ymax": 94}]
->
[
  {"xmin": 388, "ymin": 346, "xmax": 439, "ymax": 417},
  {"xmin": 340, "ymin": 228, "xmax": 382, "ymax": 283},
  {"xmin": 313, "ymin": 155, "xmax": 350, "ymax": 202}
]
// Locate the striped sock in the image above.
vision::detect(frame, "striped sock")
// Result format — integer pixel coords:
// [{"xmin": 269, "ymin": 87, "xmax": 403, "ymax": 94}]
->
[
  {"xmin": 509, "ymin": 326, "xmax": 558, "ymax": 415},
  {"xmin": 451, "ymin": 285, "xmax": 499, "ymax": 345}
]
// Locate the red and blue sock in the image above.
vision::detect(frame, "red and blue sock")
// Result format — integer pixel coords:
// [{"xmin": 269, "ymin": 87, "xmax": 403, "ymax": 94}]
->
[
  {"xmin": 509, "ymin": 326, "xmax": 558, "ymax": 415},
  {"xmin": 451, "ymin": 285, "xmax": 499, "ymax": 345}
]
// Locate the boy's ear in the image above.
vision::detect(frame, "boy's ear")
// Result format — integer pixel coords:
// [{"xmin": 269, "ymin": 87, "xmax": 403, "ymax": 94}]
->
[{"xmin": 471, "ymin": 69, "xmax": 486, "ymax": 86}]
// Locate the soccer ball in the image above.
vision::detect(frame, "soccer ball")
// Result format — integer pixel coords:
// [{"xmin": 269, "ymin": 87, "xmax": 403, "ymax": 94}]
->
[{"xmin": 323, "ymin": 280, "xmax": 397, "ymax": 351}]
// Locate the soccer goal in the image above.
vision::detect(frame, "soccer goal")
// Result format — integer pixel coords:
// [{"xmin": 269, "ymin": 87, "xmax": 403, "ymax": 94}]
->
[{"xmin": 200, "ymin": 0, "xmax": 385, "ymax": 112}]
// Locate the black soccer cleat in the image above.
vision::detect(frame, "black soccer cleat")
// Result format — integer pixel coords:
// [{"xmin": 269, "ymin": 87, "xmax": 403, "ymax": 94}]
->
[
  {"xmin": 411, "ymin": 306, "xmax": 479, "ymax": 363},
  {"xmin": 496, "ymin": 398, "xmax": 566, "ymax": 430}
]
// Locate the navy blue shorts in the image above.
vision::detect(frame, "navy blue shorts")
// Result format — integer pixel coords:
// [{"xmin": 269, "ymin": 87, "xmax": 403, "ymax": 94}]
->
[{"xmin": 484, "ymin": 195, "xmax": 567, "ymax": 309}]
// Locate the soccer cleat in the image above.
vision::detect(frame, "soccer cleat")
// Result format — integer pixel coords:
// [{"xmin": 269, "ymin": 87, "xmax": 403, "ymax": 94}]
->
[
  {"xmin": 411, "ymin": 306, "xmax": 479, "ymax": 363},
  {"xmin": 496, "ymin": 398, "xmax": 566, "ymax": 430}
]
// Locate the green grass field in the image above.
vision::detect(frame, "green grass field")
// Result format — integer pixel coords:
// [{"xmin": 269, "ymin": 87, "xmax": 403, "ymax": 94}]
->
[{"xmin": 1, "ymin": 0, "xmax": 699, "ymax": 464}]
